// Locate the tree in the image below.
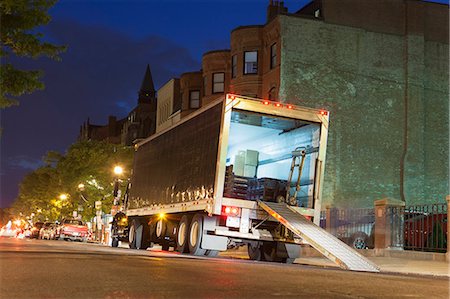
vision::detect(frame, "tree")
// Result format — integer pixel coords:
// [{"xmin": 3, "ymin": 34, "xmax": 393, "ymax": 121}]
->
[
  {"xmin": 12, "ymin": 140, "xmax": 134, "ymax": 222},
  {"xmin": 0, "ymin": 0, "xmax": 66, "ymax": 109}
]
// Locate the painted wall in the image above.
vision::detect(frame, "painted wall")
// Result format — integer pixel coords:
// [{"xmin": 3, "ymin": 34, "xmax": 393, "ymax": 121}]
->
[{"xmin": 279, "ymin": 15, "xmax": 449, "ymax": 207}]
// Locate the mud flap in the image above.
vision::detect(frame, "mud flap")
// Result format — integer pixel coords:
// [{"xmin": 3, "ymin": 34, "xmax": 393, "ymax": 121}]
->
[{"xmin": 201, "ymin": 215, "xmax": 227, "ymax": 251}]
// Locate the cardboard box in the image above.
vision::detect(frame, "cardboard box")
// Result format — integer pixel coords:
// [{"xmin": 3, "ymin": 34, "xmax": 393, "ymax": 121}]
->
[
  {"xmin": 234, "ymin": 151, "xmax": 245, "ymax": 176},
  {"xmin": 245, "ymin": 150, "xmax": 259, "ymax": 166},
  {"xmin": 244, "ymin": 165, "xmax": 257, "ymax": 177}
]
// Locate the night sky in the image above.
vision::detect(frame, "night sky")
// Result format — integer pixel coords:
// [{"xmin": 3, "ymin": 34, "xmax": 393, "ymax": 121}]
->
[{"xmin": 1, "ymin": 0, "xmax": 448, "ymax": 208}]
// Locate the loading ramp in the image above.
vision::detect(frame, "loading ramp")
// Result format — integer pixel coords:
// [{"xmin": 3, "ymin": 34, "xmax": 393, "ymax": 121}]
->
[{"xmin": 257, "ymin": 200, "xmax": 380, "ymax": 272}]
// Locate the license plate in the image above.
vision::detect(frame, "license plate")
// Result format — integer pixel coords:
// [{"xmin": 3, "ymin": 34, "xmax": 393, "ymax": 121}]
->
[
  {"xmin": 72, "ymin": 232, "xmax": 79, "ymax": 236},
  {"xmin": 226, "ymin": 216, "xmax": 240, "ymax": 228}
]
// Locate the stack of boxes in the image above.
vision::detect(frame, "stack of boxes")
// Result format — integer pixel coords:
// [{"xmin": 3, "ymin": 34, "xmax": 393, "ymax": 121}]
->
[{"xmin": 233, "ymin": 150, "xmax": 259, "ymax": 177}]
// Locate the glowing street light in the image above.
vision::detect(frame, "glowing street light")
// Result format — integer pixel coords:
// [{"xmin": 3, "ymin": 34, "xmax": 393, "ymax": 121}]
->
[
  {"xmin": 78, "ymin": 183, "xmax": 85, "ymax": 191},
  {"xmin": 113, "ymin": 165, "xmax": 123, "ymax": 176},
  {"xmin": 59, "ymin": 193, "xmax": 68, "ymax": 200}
]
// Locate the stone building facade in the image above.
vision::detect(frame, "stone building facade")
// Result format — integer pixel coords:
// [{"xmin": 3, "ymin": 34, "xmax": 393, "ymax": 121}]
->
[
  {"xmin": 80, "ymin": 0, "xmax": 449, "ymax": 207},
  {"xmin": 160, "ymin": 0, "xmax": 448, "ymax": 207}
]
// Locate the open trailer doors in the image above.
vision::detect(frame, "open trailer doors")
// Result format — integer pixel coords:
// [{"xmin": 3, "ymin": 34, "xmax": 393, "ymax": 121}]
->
[{"xmin": 213, "ymin": 94, "xmax": 329, "ymax": 225}]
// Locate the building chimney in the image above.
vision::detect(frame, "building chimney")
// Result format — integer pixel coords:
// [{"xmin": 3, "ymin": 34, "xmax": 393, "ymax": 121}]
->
[{"xmin": 267, "ymin": 0, "xmax": 288, "ymax": 23}]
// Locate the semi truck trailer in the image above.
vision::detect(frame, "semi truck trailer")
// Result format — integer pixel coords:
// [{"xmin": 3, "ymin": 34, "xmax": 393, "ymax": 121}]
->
[{"xmin": 112, "ymin": 94, "xmax": 379, "ymax": 272}]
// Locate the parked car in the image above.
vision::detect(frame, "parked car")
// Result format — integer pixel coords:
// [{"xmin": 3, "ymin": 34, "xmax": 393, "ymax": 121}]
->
[
  {"xmin": 404, "ymin": 211, "xmax": 447, "ymax": 252},
  {"xmin": 39, "ymin": 222, "xmax": 57, "ymax": 240},
  {"xmin": 57, "ymin": 218, "xmax": 89, "ymax": 242},
  {"xmin": 334, "ymin": 215, "xmax": 375, "ymax": 250},
  {"xmin": 29, "ymin": 222, "xmax": 44, "ymax": 239}
]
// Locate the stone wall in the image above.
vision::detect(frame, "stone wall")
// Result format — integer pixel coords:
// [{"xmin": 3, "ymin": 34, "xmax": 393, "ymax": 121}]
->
[{"xmin": 279, "ymin": 15, "xmax": 448, "ymax": 207}]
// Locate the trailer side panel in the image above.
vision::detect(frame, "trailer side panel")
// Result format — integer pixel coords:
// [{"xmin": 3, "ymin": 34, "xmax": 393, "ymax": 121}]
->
[{"xmin": 128, "ymin": 102, "xmax": 223, "ymax": 209}]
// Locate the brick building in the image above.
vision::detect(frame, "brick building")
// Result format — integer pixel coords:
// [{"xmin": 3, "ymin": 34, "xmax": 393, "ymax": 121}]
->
[
  {"xmin": 79, "ymin": 65, "xmax": 157, "ymax": 146},
  {"xmin": 157, "ymin": 0, "xmax": 448, "ymax": 207}
]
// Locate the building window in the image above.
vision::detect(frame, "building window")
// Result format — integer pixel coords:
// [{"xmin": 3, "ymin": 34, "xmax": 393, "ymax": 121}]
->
[
  {"xmin": 270, "ymin": 43, "xmax": 277, "ymax": 69},
  {"xmin": 244, "ymin": 51, "xmax": 258, "ymax": 74},
  {"xmin": 212, "ymin": 72, "xmax": 225, "ymax": 93},
  {"xmin": 231, "ymin": 55, "xmax": 237, "ymax": 78},
  {"xmin": 189, "ymin": 90, "xmax": 200, "ymax": 109},
  {"xmin": 203, "ymin": 76, "xmax": 207, "ymax": 96}
]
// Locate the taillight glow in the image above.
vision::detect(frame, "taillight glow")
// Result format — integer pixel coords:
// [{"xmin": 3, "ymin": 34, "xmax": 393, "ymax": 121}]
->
[
  {"xmin": 263, "ymin": 100, "xmax": 270, "ymax": 105},
  {"xmin": 222, "ymin": 206, "xmax": 240, "ymax": 217},
  {"xmin": 274, "ymin": 102, "xmax": 282, "ymax": 108},
  {"xmin": 320, "ymin": 110, "xmax": 328, "ymax": 116},
  {"xmin": 287, "ymin": 104, "xmax": 293, "ymax": 109}
]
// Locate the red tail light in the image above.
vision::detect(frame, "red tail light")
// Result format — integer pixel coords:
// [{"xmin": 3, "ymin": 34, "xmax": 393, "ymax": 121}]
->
[
  {"xmin": 262, "ymin": 100, "xmax": 270, "ymax": 105},
  {"xmin": 287, "ymin": 104, "xmax": 293, "ymax": 109},
  {"xmin": 274, "ymin": 102, "xmax": 283, "ymax": 108},
  {"xmin": 222, "ymin": 206, "xmax": 241, "ymax": 217},
  {"xmin": 320, "ymin": 110, "xmax": 328, "ymax": 116}
]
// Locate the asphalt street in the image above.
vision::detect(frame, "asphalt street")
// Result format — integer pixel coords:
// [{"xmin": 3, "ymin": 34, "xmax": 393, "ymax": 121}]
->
[{"xmin": 0, "ymin": 238, "xmax": 448, "ymax": 299}]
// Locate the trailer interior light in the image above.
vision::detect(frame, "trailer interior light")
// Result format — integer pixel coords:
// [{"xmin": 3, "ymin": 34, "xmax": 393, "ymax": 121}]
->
[
  {"xmin": 274, "ymin": 102, "xmax": 282, "ymax": 108},
  {"xmin": 263, "ymin": 100, "xmax": 270, "ymax": 105},
  {"xmin": 287, "ymin": 105, "xmax": 293, "ymax": 109},
  {"xmin": 320, "ymin": 110, "xmax": 328, "ymax": 116},
  {"xmin": 222, "ymin": 206, "xmax": 240, "ymax": 217}
]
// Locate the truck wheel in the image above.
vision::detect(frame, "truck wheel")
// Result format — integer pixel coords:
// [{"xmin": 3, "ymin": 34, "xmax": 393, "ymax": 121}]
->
[
  {"xmin": 188, "ymin": 214, "xmax": 206, "ymax": 256},
  {"xmin": 155, "ymin": 218, "xmax": 167, "ymax": 240},
  {"xmin": 176, "ymin": 215, "xmax": 190, "ymax": 253},
  {"xmin": 129, "ymin": 219, "xmax": 143, "ymax": 249},
  {"xmin": 205, "ymin": 250, "xmax": 219, "ymax": 257},
  {"xmin": 247, "ymin": 242, "xmax": 263, "ymax": 261},
  {"xmin": 262, "ymin": 242, "xmax": 282, "ymax": 262},
  {"xmin": 112, "ymin": 237, "xmax": 119, "ymax": 248}
]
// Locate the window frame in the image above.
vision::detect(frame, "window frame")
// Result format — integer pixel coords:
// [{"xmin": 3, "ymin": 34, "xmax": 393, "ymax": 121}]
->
[
  {"xmin": 212, "ymin": 72, "xmax": 225, "ymax": 94},
  {"xmin": 231, "ymin": 54, "xmax": 237, "ymax": 78},
  {"xmin": 203, "ymin": 76, "xmax": 207, "ymax": 96},
  {"xmin": 270, "ymin": 43, "xmax": 277, "ymax": 69},
  {"xmin": 189, "ymin": 90, "xmax": 200, "ymax": 109},
  {"xmin": 243, "ymin": 51, "xmax": 258, "ymax": 75}
]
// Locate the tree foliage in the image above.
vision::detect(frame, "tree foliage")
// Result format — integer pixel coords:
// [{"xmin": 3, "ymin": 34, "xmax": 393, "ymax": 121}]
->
[
  {"xmin": 0, "ymin": 0, "xmax": 66, "ymax": 109},
  {"xmin": 12, "ymin": 140, "xmax": 134, "ymax": 222}
]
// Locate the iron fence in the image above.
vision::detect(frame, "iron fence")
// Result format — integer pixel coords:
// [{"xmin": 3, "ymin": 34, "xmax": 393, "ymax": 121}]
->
[
  {"xmin": 400, "ymin": 203, "xmax": 447, "ymax": 252},
  {"xmin": 321, "ymin": 207, "xmax": 375, "ymax": 249},
  {"xmin": 322, "ymin": 203, "xmax": 448, "ymax": 252}
]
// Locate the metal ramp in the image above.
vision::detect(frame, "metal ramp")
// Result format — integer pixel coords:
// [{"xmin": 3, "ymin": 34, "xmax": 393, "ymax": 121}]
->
[{"xmin": 257, "ymin": 201, "xmax": 380, "ymax": 272}]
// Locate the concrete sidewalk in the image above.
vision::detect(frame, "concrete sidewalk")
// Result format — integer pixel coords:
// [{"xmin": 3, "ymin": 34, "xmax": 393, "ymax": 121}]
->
[
  {"xmin": 294, "ymin": 256, "xmax": 450, "ymax": 277},
  {"xmin": 219, "ymin": 246, "xmax": 450, "ymax": 277}
]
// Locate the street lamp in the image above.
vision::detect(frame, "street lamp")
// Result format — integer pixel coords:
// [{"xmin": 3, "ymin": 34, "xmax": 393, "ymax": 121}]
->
[
  {"xmin": 113, "ymin": 165, "xmax": 123, "ymax": 176},
  {"xmin": 78, "ymin": 183, "xmax": 85, "ymax": 191},
  {"xmin": 59, "ymin": 193, "xmax": 68, "ymax": 200}
]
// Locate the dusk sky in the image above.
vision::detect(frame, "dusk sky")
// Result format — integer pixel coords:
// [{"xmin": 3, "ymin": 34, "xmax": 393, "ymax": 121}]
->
[{"xmin": 1, "ymin": 0, "xmax": 448, "ymax": 208}]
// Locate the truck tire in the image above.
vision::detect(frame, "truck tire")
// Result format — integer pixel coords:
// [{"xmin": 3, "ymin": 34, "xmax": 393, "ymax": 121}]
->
[
  {"xmin": 129, "ymin": 219, "xmax": 143, "ymax": 249},
  {"xmin": 155, "ymin": 218, "xmax": 167, "ymax": 239},
  {"xmin": 188, "ymin": 214, "xmax": 206, "ymax": 256},
  {"xmin": 112, "ymin": 237, "xmax": 119, "ymax": 248},
  {"xmin": 175, "ymin": 215, "xmax": 190, "ymax": 253},
  {"xmin": 205, "ymin": 250, "xmax": 219, "ymax": 257},
  {"xmin": 262, "ymin": 242, "xmax": 286, "ymax": 262},
  {"xmin": 247, "ymin": 242, "xmax": 263, "ymax": 261}
]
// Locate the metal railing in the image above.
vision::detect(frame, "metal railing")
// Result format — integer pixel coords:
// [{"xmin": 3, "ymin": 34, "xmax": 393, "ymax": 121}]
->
[
  {"xmin": 399, "ymin": 203, "xmax": 447, "ymax": 252},
  {"xmin": 323, "ymin": 203, "xmax": 447, "ymax": 252},
  {"xmin": 321, "ymin": 207, "xmax": 375, "ymax": 249}
]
